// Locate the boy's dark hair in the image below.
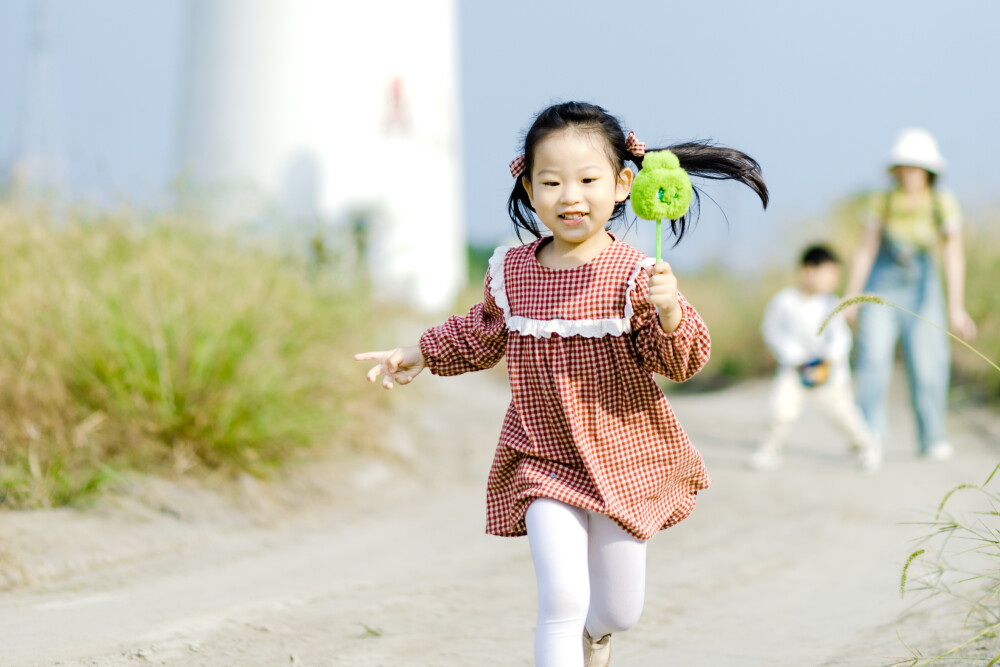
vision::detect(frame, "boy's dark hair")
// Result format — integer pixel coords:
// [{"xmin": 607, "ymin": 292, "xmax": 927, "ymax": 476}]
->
[
  {"xmin": 506, "ymin": 101, "xmax": 769, "ymax": 243},
  {"xmin": 800, "ymin": 244, "xmax": 841, "ymax": 267}
]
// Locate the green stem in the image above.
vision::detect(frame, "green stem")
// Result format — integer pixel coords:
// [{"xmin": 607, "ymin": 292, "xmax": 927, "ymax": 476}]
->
[
  {"xmin": 887, "ymin": 300, "xmax": 1000, "ymax": 375},
  {"xmin": 656, "ymin": 219, "xmax": 662, "ymax": 264}
]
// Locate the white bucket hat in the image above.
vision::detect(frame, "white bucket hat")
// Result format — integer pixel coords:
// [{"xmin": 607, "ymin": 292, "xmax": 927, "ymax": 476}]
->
[{"xmin": 887, "ymin": 127, "xmax": 947, "ymax": 174}]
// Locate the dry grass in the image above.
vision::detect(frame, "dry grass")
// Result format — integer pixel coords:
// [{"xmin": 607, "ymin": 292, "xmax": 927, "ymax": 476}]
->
[{"xmin": 0, "ymin": 204, "xmax": 378, "ymax": 507}]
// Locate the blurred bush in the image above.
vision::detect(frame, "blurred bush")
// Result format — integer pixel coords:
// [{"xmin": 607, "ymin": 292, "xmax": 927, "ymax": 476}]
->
[
  {"xmin": 0, "ymin": 204, "xmax": 376, "ymax": 507},
  {"xmin": 954, "ymin": 220, "xmax": 1000, "ymax": 401}
]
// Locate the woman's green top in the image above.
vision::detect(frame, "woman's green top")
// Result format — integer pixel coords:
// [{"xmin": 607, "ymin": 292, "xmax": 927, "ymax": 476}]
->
[{"xmin": 865, "ymin": 188, "xmax": 962, "ymax": 250}]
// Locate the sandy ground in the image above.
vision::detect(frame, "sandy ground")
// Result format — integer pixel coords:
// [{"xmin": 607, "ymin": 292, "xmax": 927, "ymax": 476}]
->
[{"xmin": 1, "ymin": 368, "xmax": 999, "ymax": 667}]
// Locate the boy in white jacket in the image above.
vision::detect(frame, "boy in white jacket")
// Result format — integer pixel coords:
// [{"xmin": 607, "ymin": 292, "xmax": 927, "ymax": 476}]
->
[{"xmin": 748, "ymin": 245, "xmax": 881, "ymax": 472}]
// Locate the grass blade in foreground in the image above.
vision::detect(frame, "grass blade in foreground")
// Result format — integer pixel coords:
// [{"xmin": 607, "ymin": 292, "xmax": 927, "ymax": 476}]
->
[{"xmin": 818, "ymin": 294, "xmax": 1000, "ymax": 374}]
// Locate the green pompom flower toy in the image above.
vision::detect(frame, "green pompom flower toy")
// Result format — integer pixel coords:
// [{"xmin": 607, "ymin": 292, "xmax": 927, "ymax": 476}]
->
[{"xmin": 631, "ymin": 150, "xmax": 693, "ymax": 262}]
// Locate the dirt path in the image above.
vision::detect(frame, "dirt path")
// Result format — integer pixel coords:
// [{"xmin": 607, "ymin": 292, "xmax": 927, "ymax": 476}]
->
[{"xmin": 1, "ymin": 369, "xmax": 998, "ymax": 666}]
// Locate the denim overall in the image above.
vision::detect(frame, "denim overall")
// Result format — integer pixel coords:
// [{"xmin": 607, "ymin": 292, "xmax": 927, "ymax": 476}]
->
[{"xmin": 853, "ymin": 231, "xmax": 949, "ymax": 453}]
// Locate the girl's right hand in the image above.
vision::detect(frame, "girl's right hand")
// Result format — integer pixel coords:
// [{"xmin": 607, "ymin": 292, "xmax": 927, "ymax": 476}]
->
[
  {"xmin": 354, "ymin": 346, "xmax": 426, "ymax": 389},
  {"xmin": 647, "ymin": 261, "xmax": 682, "ymax": 333}
]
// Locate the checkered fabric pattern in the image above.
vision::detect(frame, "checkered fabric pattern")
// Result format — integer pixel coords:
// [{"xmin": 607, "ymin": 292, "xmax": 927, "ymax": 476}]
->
[
  {"xmin": 509, "ymin": 154, "xmax": 526, "ymax": 179},
  {"xmin": 419, "ymin": 237, "xmax": 712, "ymax": 540},
  {"xmin": 625, "ymin": 131, "xmax": 646, "ymax": 157}
]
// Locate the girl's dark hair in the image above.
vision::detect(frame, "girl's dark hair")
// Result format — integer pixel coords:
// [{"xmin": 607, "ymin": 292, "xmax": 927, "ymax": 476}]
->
[{"xmin": 507, "ymin": 101, "xmax": 769, "ymax": 243}]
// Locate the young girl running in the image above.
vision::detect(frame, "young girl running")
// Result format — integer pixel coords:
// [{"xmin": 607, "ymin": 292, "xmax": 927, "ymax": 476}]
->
[{"xmin": 355, "ymin": 101, "xmax": 767, "ymax": 666}]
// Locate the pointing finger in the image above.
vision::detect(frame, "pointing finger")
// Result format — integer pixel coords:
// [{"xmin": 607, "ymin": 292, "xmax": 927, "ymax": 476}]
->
[
  {"xmin": 355, "ymin": 350, "xmax": 390, "ymax": 362},
  {"xmin": 366, "ymin": 363, "xmax": 385, "ymax": 383}
]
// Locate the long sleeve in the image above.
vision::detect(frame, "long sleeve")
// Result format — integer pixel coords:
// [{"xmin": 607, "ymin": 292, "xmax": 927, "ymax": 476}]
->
[
  {"xmin": 761, "ymin": 290, "xmax": 811, "ymax": 367},
  {"xmin": 762, "ymin": 289, "xmax": 851, "ymax": 368},
  {"xmin": 419, "ymin": 272, "xmax": 508, "ymax": 376},
  {"xmin": 629, "ymin": 271, "xmax": 711, "ymax": 382}
]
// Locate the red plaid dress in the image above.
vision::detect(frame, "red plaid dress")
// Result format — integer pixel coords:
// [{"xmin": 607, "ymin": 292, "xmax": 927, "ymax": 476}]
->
[{"xmin": 419, "ymin": 237, "xmax": 712, "ymax": 540}]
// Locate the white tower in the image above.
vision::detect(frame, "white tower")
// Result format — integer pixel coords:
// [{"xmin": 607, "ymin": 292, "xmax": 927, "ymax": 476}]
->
[
  {"xmin": 13, "ymin": 0, "xmax": 65, "ymax": 196},
  {"xmin": 179, "ymin": 0, "xmax": 466, "ymax": 312}
]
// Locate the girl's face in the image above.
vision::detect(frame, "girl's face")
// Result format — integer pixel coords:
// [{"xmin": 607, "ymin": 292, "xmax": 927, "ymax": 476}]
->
[
  {"xmin": 892, "ymin": 165, "xmax": 932, "ymax": 194},
  {"xmin": 522, "ymin": 128, "xmax": 633, "ymax": 251}
]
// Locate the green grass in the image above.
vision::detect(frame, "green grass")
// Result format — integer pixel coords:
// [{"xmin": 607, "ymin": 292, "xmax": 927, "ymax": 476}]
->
[
  {"xmin": 0, "ymin": 204, "xmax": 376, "ymax": 507},
  {"xmin": 896, "ymin": 465, "xmax": 1000, "ymax": 666}
]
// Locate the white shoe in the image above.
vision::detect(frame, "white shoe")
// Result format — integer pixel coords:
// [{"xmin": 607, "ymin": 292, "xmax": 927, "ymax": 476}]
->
[
  {"xmin": 926, "ymin": 442, "xmax": 954, "ymax": 461},
  {"xmin": 583, "ymin": 630, "xmax": 611, "ymax": 667},
  {"xmin": 746, "ymin": 447, "xmax": 782, "ymax": 471},
  {"xmin": 857, "ymin": 446, "xmax": 882, "ymax": 473}
]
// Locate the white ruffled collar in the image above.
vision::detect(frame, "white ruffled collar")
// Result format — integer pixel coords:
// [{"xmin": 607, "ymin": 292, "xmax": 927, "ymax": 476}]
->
[{"xmin": 488, "ymin": 244, "xmax": 653, "ymax": 339}]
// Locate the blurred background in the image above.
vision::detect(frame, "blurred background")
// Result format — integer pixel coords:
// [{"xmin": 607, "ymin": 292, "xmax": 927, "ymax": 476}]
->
[{"xmin": 0, "ymin": 0, "xmax": 997, "ymax": 506}]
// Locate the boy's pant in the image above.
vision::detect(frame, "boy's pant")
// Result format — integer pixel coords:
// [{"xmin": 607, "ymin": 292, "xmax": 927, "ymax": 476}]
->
[{"xmin": 760, "ymin": 370, "xmax": 875, "ymax": 454}]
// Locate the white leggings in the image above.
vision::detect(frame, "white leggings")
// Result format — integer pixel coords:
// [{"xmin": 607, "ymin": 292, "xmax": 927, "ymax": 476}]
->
[{"xmin": 524, "ymin": 498, "xmax": 648, "ymax": 667}]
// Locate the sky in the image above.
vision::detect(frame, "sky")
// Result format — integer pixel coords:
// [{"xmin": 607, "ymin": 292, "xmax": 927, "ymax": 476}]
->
[{"xmin": 0, "ymin": 0, "xmax": 998, "ymax": 271}]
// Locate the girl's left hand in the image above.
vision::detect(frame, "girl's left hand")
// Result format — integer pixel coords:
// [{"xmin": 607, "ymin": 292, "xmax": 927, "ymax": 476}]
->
[
  {"xmin": 647, "ymin": 261, "xmax": 682, "ymax": 333},
  {"xmin": 354, "ymin": 345, "xmax": 426, "ymax": 389}
]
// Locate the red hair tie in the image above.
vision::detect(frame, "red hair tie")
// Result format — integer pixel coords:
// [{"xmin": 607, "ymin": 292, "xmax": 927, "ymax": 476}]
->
[
  {"xmin": 509, "ymin": 154, "xmax": 526, "ymax": 179},
  {"xmin": 625, "ymin": 131, "xmax": 646, "ymax": 157}
]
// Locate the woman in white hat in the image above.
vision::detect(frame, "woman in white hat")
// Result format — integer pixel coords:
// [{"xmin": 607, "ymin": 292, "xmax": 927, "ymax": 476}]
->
[{"xmin": 844, "ymin": 128, "xmax": 976, "ymax": 461}]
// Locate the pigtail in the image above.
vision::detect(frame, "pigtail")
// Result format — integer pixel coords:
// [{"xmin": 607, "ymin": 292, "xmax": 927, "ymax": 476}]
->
[
  {"xmin": 639, "ymin": 140, "xmax": 769, "ymax": 244},
  {"xmin": 668, "ymin": 141, "xmax": 769, "ymax": 207}
]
